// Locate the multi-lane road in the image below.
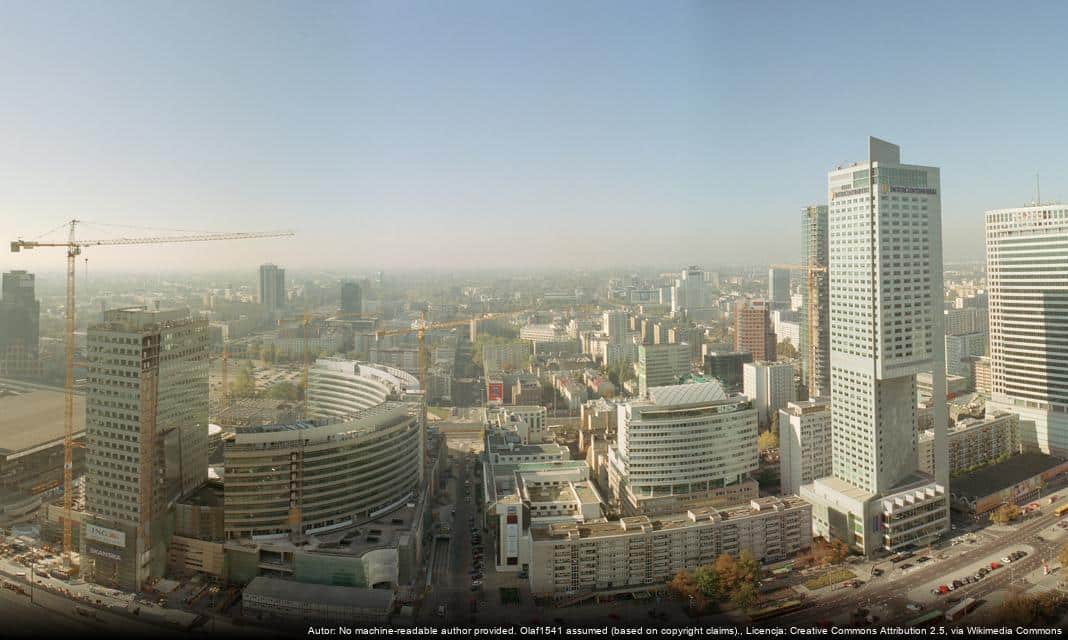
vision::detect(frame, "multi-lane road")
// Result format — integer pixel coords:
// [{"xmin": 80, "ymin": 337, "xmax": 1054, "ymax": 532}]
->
[{"xmin": 779, "ymin": 510, "xmax": 1067, "ymax": 625}]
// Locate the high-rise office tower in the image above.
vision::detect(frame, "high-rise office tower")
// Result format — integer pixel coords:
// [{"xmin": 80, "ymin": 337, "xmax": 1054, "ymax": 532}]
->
[
  {"xmin": 743, "ymin": 360, "xmax": 797, "ymax": 428},
  {"xmin": 602, "ymin": 310, "xmax": 630, "ymax": 344},
  {"xmin": 84, "ymin": 307, "xmax": 209, "ymax": 589},
  {"xmin": 258, "ymin": 263, "xmax": 286, "ymax": 312},
  {"xmin": 734, "ymin": 299, "xmax": 777, "ymax": 361},
  {"xmin": 987, "ymin": 204, "xmax": 1068, "ymax": 456},
  {"xmin": 800, "ymin": 205, "xmax": 831, "ymax": 398},
  {"xmin": 801, "ymin": 138, "xmax": 949, "ymax": 556},
  {"xmin": 340, "ymin": 280, "xmax": 362, "ymax": 315},
  {"xmin": 0, "ymin": 270, "xmax": 40, "ymax": 370},
  {"xmin": 703, "ymin": 351, "xmax": 753, "ymax": 394},
  {"xmin": 671, "ymin": 266, "xmax": 711, "ymax": 319},
  {"xmin": 768, "ymin": 267, "xmax": 792, "ymax": 310}
]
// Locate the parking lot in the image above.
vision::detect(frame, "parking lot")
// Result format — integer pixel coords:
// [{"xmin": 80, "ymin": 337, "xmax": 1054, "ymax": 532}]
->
[{"xmin": 908, "ymin": 544, "xmax": 1036, "ymax": 605}]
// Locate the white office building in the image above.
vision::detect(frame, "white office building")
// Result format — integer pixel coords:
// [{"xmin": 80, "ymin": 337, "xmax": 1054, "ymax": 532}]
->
[
  {"xmin": 743, "ymin": 361, "xmax": 797, "ymax": 428},
  {"xmin": 671, "ymin": 266, "xmax": 713, "ymax": 319},
  {"xmin": 608, "ymin": 382, "xmax": 759, "ymax": 515},
  {"xmin": 636, "ymin": 342, "xmax": 691, "ymax": 398},
  {"xmin": 779, "ymin": 398, "xmax": 832, "ymax": 496},
  {"xmin": 801, "ymin": 138, "xmax": 949, "ymax": 556},
  {"xmin": 945, "ymin": 332, "xmax": 988, "ymax": 387},
  {"xmin": 986, "ymin": 204, "xmax": 1068, "ymax": 456}
]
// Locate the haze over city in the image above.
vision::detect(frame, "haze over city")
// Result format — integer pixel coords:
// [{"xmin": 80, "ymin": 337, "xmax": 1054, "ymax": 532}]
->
[{"xmin": 3, "ymin": 0, "xmax": 1067, "ymax": 272}]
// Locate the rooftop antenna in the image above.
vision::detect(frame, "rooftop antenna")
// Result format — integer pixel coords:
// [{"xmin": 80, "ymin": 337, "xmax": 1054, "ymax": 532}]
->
[{"xmin": 1036, "ymin": 171, "xmax": 1041, "ymax": 206}]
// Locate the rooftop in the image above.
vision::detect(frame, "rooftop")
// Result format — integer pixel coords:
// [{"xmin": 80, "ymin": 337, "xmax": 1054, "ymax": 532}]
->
[
  {"xmin": 531, "ymin": 496, "xmax": 810, "ymax": 541},
  {"xmin": 0, "ymin": 388, "xmax": 85, "ymax": 455},
  {"xmin": 951, "ymin": 453, "xmax": 1068, "ymax": 498},
  {"xmin": 228, "ymin": 496, "xmax": 421, "ymax": 556},
  {"xmin": 646, "ymin": 381, "xmax": 726, "ymax": 406},
  {"xmin": 244, "ymin": 576, "xmax": 394, "ymax": 610}
]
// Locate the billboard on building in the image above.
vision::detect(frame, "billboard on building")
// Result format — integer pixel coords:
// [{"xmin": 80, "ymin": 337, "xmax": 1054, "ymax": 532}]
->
[
  {"xmin": 87, "ymin": 545, "xmax": 123, "ymax": 562},
  {"xmin": 86, "ymin": 523, "xmax": 126, "ymax": 548}
]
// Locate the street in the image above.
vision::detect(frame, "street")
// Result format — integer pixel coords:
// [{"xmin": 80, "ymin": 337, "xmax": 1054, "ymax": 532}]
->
[{"xmin": 778, "ymin": 506, "xmax": 1068, "ymax": 626}]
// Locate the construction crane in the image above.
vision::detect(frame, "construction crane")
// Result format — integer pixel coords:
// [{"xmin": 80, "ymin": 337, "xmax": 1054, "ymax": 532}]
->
[
  {"xmin": 770, "ymin": 263, "xmax": 828, "ymax": 396},
  {"xmin": 374, "ymin": 310, "xmax": 528, "ymax": 411},
  {"xmin": 10, "ymin": 219, "xmax": 294, "ymax": 572}
]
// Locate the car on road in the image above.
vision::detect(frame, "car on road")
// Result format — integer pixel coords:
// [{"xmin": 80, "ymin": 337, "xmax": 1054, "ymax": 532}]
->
[
  {"xmin": 906, "ymin": 603, "xmax": 923, "ymax": 612},
  {"xmin": 472, "ymin": 580, "xmax": 482, "ymax": 587},
  {"xmin": 1002, "ymin": 556, "xmax": 1013, "ymax": 564},
  {"xmin": 899, "ymin": 563, "xmax": 912, "ymax": 570},
  {"xmin": 990, "ymin": 562, "xmax": 1002, "ymax": 570}
]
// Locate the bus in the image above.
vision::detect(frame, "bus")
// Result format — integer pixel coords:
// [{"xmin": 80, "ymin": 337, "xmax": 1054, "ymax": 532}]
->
[
  {"xmin": 1055, "ymin": 504, "xmax": 1068, "ymax": 517},
  {"xmin": 906, "ymin": 610, "xmax": 943, "ymax": 627},
  {"xmin": 945, "ymin": 597, "xmax": 977, "ymax": 622}
]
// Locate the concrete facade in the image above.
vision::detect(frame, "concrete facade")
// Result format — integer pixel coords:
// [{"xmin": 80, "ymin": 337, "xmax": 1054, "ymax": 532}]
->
[{"xmin": 801, "ymin": 138, "xmax": 949, "ymax": 556}]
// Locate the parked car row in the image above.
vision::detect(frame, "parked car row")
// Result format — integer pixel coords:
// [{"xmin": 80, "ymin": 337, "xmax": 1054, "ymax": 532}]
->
[{"xmin": 931, "ymin": 552, "xmax": 1027, "ymax": 596}]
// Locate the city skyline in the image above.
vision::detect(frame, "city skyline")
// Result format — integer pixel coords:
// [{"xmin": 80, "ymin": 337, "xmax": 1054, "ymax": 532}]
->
[{"xmin": 3, "ymin": 1, "xmax": 1068, "ymax": 272}]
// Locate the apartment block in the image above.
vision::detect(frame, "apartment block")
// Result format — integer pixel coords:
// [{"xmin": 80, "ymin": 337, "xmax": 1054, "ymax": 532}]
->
[
  {"xmin": 917, "ymin": 412, "xmax": 1020, "ymax": 477},
  {"xmin": 529, "ymin": 497, "xmax": 811, "ymax": 596}
]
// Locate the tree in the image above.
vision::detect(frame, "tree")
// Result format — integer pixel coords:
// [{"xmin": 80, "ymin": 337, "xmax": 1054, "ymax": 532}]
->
[
  {"xmin": 668, "ymin": 569, "xmax": 705, "ymax": 610},
  {"xmin": 231, "ymin": 365, "xmax": 256, "ymax": 398},
  {"xmin": 991, "ymin": 503, "xmax": 1021, "ymax": 525},
  {"xmin": 735, "ymin": 550, "xmax": 762, "ymax": 585},
  {"xmin": 777, "ymin": 339, "xmax": 798, "ymax": 360},
  {"xmin": 1058, "ymin": 543, "xmax": 1068, "ymax": 570},
  {"xmin": 758, "ymin": 429, "xmax": 779, "ymax": 452},
  {"xmin": 729, "ymin": 581, "xmax": 759, "ymax": 611},
  {"xmin": 827, "ymin": 539, "xmax": 849, "ymax": 565},
  {"xmin": 694, "ymin": 565, "xmax": 722, "ymax": 600},
  {"xmin": 713, "ymin": 554, "xmax": 740, "ymax": 590}
]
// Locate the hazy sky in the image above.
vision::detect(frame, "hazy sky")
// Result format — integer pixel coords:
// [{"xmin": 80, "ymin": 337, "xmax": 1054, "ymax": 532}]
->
[{"xmin": 1, "ymin": 1, "xmax": 1066, "ymax": 273}]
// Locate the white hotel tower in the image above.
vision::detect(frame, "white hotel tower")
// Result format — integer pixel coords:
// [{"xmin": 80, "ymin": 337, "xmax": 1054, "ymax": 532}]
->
[
  {"xmin": 986, "ymin": 203, "xmax": 1068, "ymax": 456},
  {"xmin": 801, "ymin": 138, "xmax": 949, "ymax": 556}
]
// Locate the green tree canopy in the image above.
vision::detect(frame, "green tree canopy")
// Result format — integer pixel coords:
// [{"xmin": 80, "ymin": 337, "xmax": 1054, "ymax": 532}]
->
[{"xmin": 777, "ymin": 339, "xmax": 798, "ymax": 360}]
